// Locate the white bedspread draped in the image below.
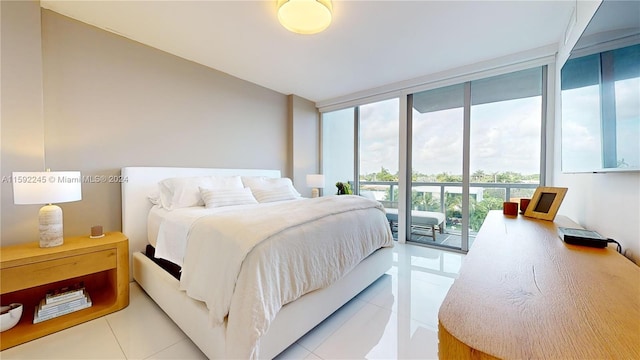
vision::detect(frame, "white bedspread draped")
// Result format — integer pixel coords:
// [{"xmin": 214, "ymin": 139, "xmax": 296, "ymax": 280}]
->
[{"xmin": 177, "ymin": 195, "xmax": 393, "ymax": 359}]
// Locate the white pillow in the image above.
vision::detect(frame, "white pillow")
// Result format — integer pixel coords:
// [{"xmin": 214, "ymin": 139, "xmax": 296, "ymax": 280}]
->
[
  {"xmin": 251, "ymin": 185, "xmax": 299, "ymax": 203},
  {"xmin": 159, "ymin": 175, "xmax": 243, "ymax": 210},
  {"xmin": 148, "ymin": 191, "xmax": 161, "ymax": 206},
  {"xmin": 200, "ymin": 187, "xmax": 258, "ymax": 208},
  {"xmin": 241, "ymin": 176, "xmax": 302, "ymax": 197}
]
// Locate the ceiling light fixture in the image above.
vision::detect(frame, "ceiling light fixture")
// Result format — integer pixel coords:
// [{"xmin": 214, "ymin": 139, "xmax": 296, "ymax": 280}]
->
[{"xmin": 277, "ymin": 0, "xmax": 333, "ymax": 35}]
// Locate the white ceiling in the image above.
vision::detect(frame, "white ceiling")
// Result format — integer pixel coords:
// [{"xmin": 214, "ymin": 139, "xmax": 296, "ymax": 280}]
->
[{"xmin": 40, "ymin": 0, "xmax": 577, "ymax": 104}]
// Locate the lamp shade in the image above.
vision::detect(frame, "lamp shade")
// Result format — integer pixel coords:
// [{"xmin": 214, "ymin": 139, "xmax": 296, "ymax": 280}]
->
[
  {"xmin": 277, "ymin": 0, "xmax": 332, "ymax": 35},
  {"xmin": 306, "ymin": 174, "xmax": 325, "ymax": 188},
  {"xmin": 13, "ymin": 171, "xmax": 82, "ymax": 205}
]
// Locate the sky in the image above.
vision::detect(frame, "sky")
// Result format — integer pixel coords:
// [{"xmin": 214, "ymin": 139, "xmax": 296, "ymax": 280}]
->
[
  {"xmin": 333, "ymin": 73, "xmax": 638, "ymax": 177},
  {"xmin": 358, "ymin": 96, "xmax": 543, "ymax": 176}
]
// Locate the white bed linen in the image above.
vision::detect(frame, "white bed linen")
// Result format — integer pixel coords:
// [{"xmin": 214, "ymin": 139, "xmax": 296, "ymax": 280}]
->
[
  {"xmin": 149, "ymin": 199, "xmax": 301, "ymax": 266},
  {"xmin": 159, "ymin": 195, "xmax": 393, "ymax": 359},
  {"xmin": 146, "ymin": 206, "xmax": 164, "ymax": 248}
]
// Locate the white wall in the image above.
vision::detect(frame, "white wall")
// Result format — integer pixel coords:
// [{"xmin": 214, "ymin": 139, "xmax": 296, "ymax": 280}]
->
[
  {"xmin": 289, "ymin": 95, "xmax": 320, "ymax": 197},
  {"xmin": 553, "ymin": 0, "xmax": 640, "ymax": 264},
  {"xmin": 0, "ymin": 0, "xmax": 47, "ymax": 244},
  {"xmin": 1, "ymin": 7, "xmax": 296, "ymax": 246}
]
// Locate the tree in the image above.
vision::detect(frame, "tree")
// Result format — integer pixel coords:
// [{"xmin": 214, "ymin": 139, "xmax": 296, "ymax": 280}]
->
[
  {"xmin": 436, "ymin": 172, "xmax": 462, "ymax": 183},
  {"xmin": 470, "ymin": 197, "xmax": 504, "ymax": 231},
  {"xmin": 376, "ymin": 167, "xmax": 397, "ymax": 181},
  {"xmin": 471, "ymin": 170, "xmax": 486, "ymax": 182},
  {"xmin": 411, "ymin": 190, "xmax": 440, "ymax": 211}
]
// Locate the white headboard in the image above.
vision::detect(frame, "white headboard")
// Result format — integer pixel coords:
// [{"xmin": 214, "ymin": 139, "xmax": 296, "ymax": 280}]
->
[{"xmin": 121, "ymin": 166, "xmax": 281, "ymax": 278}]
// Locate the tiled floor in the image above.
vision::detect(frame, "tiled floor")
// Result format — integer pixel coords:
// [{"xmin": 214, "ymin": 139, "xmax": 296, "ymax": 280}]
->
[{"xmin": 0, "ymin": 243, "xmax": 463, "ymax": 359}]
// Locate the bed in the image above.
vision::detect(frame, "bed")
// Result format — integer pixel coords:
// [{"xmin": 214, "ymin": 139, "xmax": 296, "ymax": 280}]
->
[{"xmin": 121, "ymin": 166, "xmax": 394, "ymax": 359}]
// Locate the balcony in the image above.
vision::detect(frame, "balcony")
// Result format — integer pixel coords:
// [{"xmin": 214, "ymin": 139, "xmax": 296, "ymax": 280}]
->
[{"xmin": 359, "ymin": 181, "xmax": 539, "ymax": 249}]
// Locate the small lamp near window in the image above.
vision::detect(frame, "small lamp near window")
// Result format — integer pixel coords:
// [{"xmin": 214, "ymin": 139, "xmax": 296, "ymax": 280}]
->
[
  {"xmin": 306, "ymin": 174, "xmax": 325, "ymax": 198},
  {"xmin": 13, "ymin": 171, "xmax": 82, "ymax": 248}
]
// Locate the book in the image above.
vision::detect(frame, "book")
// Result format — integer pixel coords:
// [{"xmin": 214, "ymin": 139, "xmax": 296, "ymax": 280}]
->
[
  {"xmin": 557, "ymin": 227, "xmax": 608, "ymax": 248},
  {"xmin": 43, "ymin": 290, "xmax": 86, "ymax": 307},
  {"xmin": 37, "ymin": 291, "xmax": 89, "ymax": 315},
  {"xmin": 33, "ymin": 293, "xmax": 92, "ymax": 324},
  {"xmin": 45, "ymin": 282, "xmax": 85, "ymax": 305}
]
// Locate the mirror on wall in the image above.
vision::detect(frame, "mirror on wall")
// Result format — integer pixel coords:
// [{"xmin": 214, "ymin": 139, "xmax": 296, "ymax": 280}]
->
[{"xmin": 560, "ymin": 0, "xmax": 639, "ymax": 173}]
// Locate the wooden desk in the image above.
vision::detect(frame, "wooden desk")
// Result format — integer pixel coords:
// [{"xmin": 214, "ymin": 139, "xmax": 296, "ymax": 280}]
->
[{"xmin": 438, "ymin": 211, "xmax": 640, "ymax": 359}]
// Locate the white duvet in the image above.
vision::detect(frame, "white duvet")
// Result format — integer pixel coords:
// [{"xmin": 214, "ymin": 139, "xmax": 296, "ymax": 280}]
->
[{"xmin": 169, "ymin": 195, "xmax": 393, "ymax": 359}]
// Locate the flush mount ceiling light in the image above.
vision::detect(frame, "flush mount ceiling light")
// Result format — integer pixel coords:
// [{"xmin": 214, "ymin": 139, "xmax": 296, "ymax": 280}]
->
[{"xmin": 277, "ymin": 0, "xmax": 333, "ymax": 35}]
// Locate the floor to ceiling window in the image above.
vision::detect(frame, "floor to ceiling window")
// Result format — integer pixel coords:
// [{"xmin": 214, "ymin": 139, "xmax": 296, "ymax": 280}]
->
[
  {"xmin": 359, "ymin": 99, "xmax": 400, "ymax": 207},
  {"xmin": 322, "ymin": 108, "xmax": 355, "ymax": 196},
  {"xmin": 321, "ymin": 65, "xmax": 547, "ymax": 252},
  {"xmin": 321, "ymin": 99, "xmax": 399, "ymax": 203},
  {"xmin": 408, "ymin": 67, "xmax": 545, "ymax": 251},
  {"xmin": 409, "ymin": 84, "xmax": 465, "ymax": 247}
]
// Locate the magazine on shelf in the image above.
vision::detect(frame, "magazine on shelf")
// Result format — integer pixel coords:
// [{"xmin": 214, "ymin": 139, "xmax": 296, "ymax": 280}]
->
[
  {"xmin": 44, "ymin": 282, "xmax": 86, "ymax": 305},
  {"xmin": 37, "ymin": 290, "xmax": 90, "ymax": 315},
  {"xmin": 34, "ymin": 293, "xmax": 92, "ymax": 324}
]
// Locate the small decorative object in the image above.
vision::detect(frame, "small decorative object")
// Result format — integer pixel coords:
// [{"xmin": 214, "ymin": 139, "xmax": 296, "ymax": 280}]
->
[
  {"xmin": 524, "ymin": 186, "xmax": 568, "ymax": 221},
  {"xmin": 1, "ymin": 303, "xmax": 23, "ymax": 332},
  {"xmin": 335, "ymin": 182, "xmax": 352, "ymax": 195},
  {"xmin": 12, "ymin": 170, "xmax": 82, "ymax": 248},
  {"xmin": 90, "ymin": 225, "xmax": 104, "ymax": 239},
  {"xmin": 503, "ymin": 202, "xmax": 518, "ymax": 216},
  {"xmin": 520, "ymin": 198, "xmax": 531, "ymax": 214}
]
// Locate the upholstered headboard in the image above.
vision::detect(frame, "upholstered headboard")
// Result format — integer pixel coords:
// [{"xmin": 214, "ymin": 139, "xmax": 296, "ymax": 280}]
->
[{"xmin": 120, "ymin": 166, "xmax": 281, "ymax": 279}]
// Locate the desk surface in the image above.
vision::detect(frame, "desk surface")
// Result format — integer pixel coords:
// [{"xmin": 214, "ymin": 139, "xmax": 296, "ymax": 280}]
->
[{"xmin": 438, "ymin": 211, "xmax": 640, "ymax": 359}]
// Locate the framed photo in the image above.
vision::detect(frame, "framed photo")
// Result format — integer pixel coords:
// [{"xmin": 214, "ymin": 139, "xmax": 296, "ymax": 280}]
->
[{"xmin": 523, "ymin": 186, "xmax": 568, "ymax": 221}]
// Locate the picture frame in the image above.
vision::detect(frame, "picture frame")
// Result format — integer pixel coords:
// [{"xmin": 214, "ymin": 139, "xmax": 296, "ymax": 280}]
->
[{"xmin": 523, "ymin": 186, "xmax": 568, "ymax": 221}]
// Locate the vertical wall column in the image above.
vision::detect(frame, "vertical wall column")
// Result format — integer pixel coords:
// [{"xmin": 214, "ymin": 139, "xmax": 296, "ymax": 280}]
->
[
  {"xmin": 288, "ymin": 95, "xmax": 320, "ymax": 197},
  {"xmin": 0, "ymin": 0, "xmax": 46, "ymax": 244}
]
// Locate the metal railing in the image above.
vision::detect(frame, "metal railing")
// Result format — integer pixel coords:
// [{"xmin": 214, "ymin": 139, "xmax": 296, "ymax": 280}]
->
[{"xmin": 359, "ymin": 181, "xmax": 539, "ymax": 214}]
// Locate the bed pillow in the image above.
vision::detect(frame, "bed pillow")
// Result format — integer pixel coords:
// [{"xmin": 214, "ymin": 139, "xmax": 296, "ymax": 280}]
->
[
  {"xmin": 251, "ymin": 185, "xmax": 300, "ymax": 203},
  {"xmin": 148, "ymin": 191, "xmax": 162, "ymax": 206},
  {"xmin": 159, "ymin": 175, "xmax": 243, "ymax": 210},
  {"xmin": 241, "ymin": 176, "xmax": 302, "ymax": 197},
  {"xmin": 200, "ymin": 187, "xmax": 258, "ymax": 208}
]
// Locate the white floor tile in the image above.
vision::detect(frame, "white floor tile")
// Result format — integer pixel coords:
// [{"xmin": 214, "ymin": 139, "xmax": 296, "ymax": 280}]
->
[
  {"xmin": 273, "ymin": 342, "xmax": 312, "ymax": 360},
  {"xmin": 295, "ymin": 297, "xmax": 368, "ymax": 352},
  {"xmin": 312, "ymin": 302, "xmax": 439, "ymax": 360},
  {"xmin": 105, "ymin": 283, "xmax": 189, "ymax": 360},
  {"xmin": 145, "ymin": 338, "xmax": 207, "ymax": 360},
  {"xmin": 1, "ymin": 243, "xmax": 461, "ymax": 360},
  {"xmin": 0, "ymin": 318, "xmax": 125, "ymax": 359}
]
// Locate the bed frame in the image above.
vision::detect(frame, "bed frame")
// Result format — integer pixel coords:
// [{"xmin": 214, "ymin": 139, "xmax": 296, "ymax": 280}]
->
[{"xmin": 121, "ymin": 166, "xmax": 393, "ymax": 359}]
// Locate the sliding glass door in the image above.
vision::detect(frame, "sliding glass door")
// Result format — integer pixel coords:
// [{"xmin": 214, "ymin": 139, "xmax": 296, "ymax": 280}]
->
[
  {"xmin": 359, "ymin": 98, "xmax": 400, "ymax": 210},
  {"xmin": 408, "ymin": 67, "xmax": 544, "ymax": 251},
  {"xmin": 468, "ymin": 67, "xmax": 543, "ymax": 244},
  {"xmin": 322, "ymin": 108, "xmax": 355, "ymax": 196},
  {"xmin": 409, "ymin": 84, "xmax": 465, "ymax": 248},
  {"xmin": 322, "ymin": 66, "xmax": 546, "ymax": 252}
]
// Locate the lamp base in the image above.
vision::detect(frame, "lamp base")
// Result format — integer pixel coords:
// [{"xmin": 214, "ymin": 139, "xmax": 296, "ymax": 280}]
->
[
  {"xmin": 311, "ymin": 188, "xmax": 319, "ymax": 198},
  {"xmin": 39, "ymin": 204, "xmax": 63, "ymax": 248}
]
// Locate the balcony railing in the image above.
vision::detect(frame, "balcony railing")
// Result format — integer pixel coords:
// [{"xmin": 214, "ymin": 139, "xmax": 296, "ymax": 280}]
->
[
  {"xmin": 360, "ymin": 180, "xmax": 540, "ymax": 205},
  {"xmin": 359, "ymin": 180, "xmax": 539, "ymax": 216}
]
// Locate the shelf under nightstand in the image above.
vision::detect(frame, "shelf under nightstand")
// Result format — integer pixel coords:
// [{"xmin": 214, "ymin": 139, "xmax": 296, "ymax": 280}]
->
[{"xmin": 0, "ymin": 232, "xmax": 129, "ymax": 350}]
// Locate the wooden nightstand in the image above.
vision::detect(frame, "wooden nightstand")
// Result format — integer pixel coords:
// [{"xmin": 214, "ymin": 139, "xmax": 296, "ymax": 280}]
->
[{"xmin": 0, "ymin": 232, "xmax": 129, "ymax": 350}]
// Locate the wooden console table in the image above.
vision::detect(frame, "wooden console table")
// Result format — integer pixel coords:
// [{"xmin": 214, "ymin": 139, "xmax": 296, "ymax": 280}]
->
[{"xmin": 438, "ymin": 211, "xmax": 640, "ymax": 359}]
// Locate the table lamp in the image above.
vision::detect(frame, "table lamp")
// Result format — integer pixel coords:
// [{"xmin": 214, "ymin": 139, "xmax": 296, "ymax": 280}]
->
[
  {"xmin": 306, "ymin": 174, "xmax": 325, "ymax": 198},
  {"xmin": 13, "ymin": 171, "xmax": 82, "ymax": 248}
]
